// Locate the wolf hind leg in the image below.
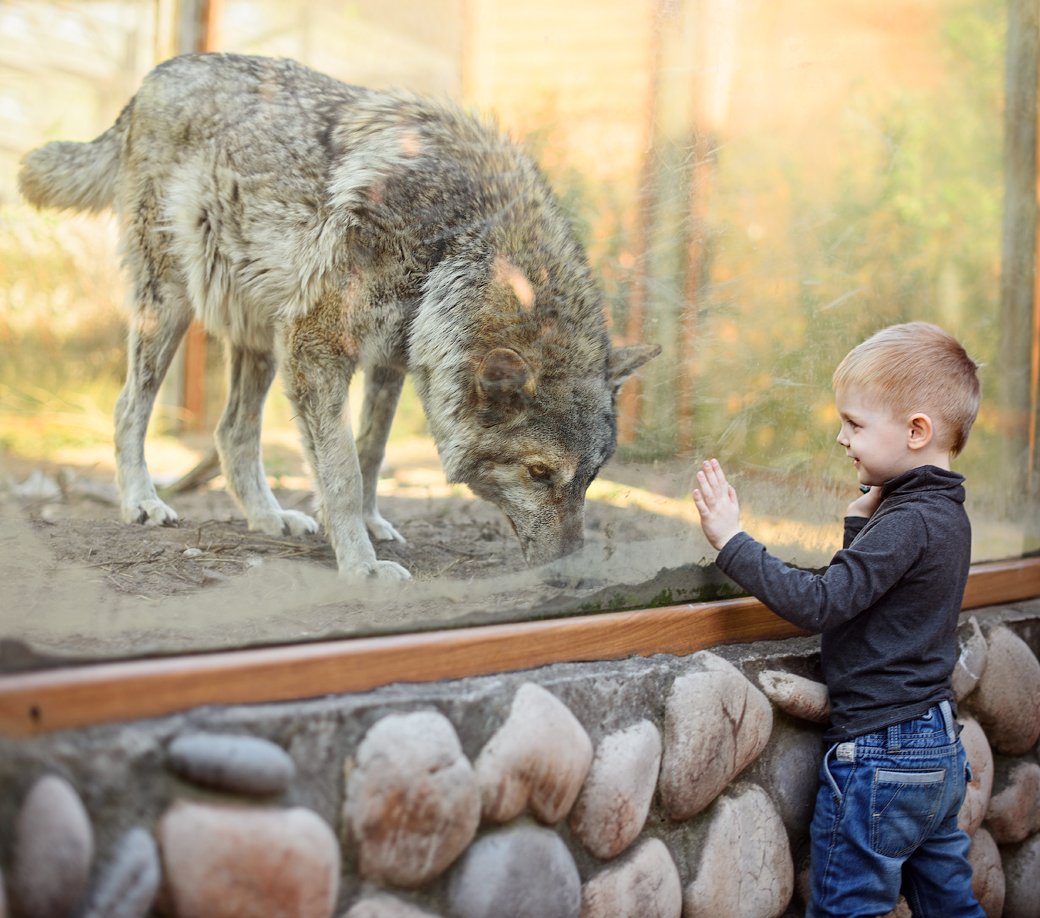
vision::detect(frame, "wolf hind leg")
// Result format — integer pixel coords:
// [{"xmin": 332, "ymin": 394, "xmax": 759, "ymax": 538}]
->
[
  {"xmin": 281, "ymin": 333, "xmax": 409, "ymax": 582},
  {"xmin": 356, "ymin": 366, "xmax": 406, "ymax": 543},
  {"xmin": 216, "ymin": 344, "xmax": 318, "ymax": 537},
  {"xmin": 114, "ymin": 299, "xmax": 193, "ymax": 526}
]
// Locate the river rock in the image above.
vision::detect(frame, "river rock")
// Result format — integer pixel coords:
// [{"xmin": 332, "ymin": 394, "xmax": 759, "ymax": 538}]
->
[
  {"xmin": 660, "ymin": 653, "xmax": 773, "ymax": 819},
  {"xmin": 968, "ymin": 828, "xmax": 1005, "ymax": 918},
  {"xmin": 581, "ymin": 837, "xmax": 681, "ymax": 918},
  {"xmin": 569, "ymin": 719, "xmax": 661, "ymax": 859},
  {"xmin": 167, "ymin": 732, "xmax": 295, "ymax": 796},
  {"xmin": 967, "ymin": 626, "xmax": 1040, "ymax": 754},
  {"xmin": 158, "ymin": 800, "xmax": 339, "ymax": 917},
  {"xmin": 1002, "ymin": 832, "xmax": 1040, "ymax": 918},
  {"xmin": 344, "ymin": 710, "xmax": 480, "ymax": 887},
  {"xmin": 757, "ymin": 670, "xmax": 829, "ymax": 723},
  {"xmin": 952, "ymin": 617, "xmax": 988, "ymax": 701},
  {"xmin": 448, "ymin": 824, "xmax": 580, "ymax": 918},
  {"xmin": 11, "ymin": 774, "xmax": 94, "ymax": 918},
  {"xmin": 342, "ymin": 893, "xmax": 443, "ymax": 917},
  {"xmin": 750, "ymin": 725, "xmax": 822, "ymax": 844},
  {"xmin": 957, "ymin": 717, "xmax": 993, "ymax": 836},
  {"xmin": 475, "ymin": 682, "xmax": 593, "ymax": 824},
  {"xmin": 81, "ymin": 827, "xmax": 160, "ymax": 918},
  {"xmin": 985, "ymin": 762, "xmax": 1040, "ymax": 844},
  {"xmin": 683, "ymin": 784, "xmax": 793, "ymax": 918}
]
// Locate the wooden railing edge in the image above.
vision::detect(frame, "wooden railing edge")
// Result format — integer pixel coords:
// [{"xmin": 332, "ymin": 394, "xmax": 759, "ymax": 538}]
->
[{"xmin": 1, "ymin": 557, "xmax": 1038, "ymax": 737}]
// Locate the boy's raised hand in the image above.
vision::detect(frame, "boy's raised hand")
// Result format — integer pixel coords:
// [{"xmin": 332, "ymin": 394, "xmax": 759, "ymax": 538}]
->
[
  {"xmin": 846, "ymin": 485, "xmax": 882, "ymax": 518},
  {"xmin": 693, "ymin": 458, "xmax": 741, "ymax": 551}
]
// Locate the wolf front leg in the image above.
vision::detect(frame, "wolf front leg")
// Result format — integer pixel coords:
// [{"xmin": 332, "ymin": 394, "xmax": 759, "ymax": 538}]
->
[
  {"xmin": 355, "ymin": 366, "xmax": 406, "ymax": 544},
  {"xmin": 281, "ymin": 329, "xmax": 410, "ymax": 582},
  {"xmin": 216, "ymin": 344, "xmax": 318, "ymax": 537}
]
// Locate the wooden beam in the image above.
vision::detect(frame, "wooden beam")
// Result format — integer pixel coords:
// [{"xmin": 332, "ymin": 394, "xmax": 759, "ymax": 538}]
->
[
  {"xmin": 176, "ymin": 0, "xmax": 222, "ymax": 430},
  {"xmin": 1, "ymin": 558, "xmax": 1037, "ymax": 738}
]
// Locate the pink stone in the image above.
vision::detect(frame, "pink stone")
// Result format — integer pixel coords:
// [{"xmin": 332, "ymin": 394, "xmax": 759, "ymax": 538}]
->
[
  {"xmin": 342, "ymin": 894, "xmax": 443, "ymax": 917},
  {"xmin": 985, "ymin": 762, "xmax": 1040, "ymax": 844},
  {"xmin": 581, "ymin": 838, "xmax": 681, "ymax": 918},
  {"xmin": 952, "ymin": 617, "xmax": 988, "ymax": 702},
  {"xmin": 158, "ymin": 800, "xmax": 339, "ymax": 918},
  {"xmin": 475, "ymin": 682, "xmax": 593, "ymax": 824},
  {"xmin": 344, "ymin": 711, "xmax": 480, "ymax": 888},
  {"xmin": 967, "ymin": 626, "xmax": 1040, "ymax": 755},
  {"xmin": 682, "ymin": 784, "xmax": 793, "ymax": 917},
  {"xmin": 569, "ymin": 720, "xmax": 661, "ymax": 859},
  {"xmin": 967, "ymin": 828, "xmax": 1005, "ymax": 918},
  {"xmin": 957, "ymin": 717, "xmax": 993, "ymax": 836},
  {"xmin": 660, "ymin": 653, "xmax": 773, "ymax": 820},
  {"xmin": 12, "ymin": 774, "xmax": 94, "ymax": 918},
  {"xmin": 757, "ymin": 670, "xmax": 830, "ymax": 724}
]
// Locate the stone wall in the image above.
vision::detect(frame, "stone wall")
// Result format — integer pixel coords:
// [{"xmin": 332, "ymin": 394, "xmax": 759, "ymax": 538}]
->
[{"xmin": 0, "ymin": 599, "xmax": 1038, "ymax": 918}]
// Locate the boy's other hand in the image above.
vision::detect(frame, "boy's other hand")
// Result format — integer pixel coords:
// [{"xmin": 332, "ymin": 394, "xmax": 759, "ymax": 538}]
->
[
  {"xmin": 693, "ymin": 458, "xmax": 741, "ymax": 551},
  {"xmin": 846, "ymin": 486, "xmax": 882, "ymax": 518}
]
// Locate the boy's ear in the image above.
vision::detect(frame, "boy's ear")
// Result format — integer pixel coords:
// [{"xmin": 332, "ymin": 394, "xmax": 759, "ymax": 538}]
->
[{"xmin": 907, "ymin": 413, "xmax": 934, "ymax": 451}]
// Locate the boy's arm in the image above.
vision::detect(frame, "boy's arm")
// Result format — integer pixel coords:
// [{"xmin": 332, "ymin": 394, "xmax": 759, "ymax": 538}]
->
[
  {"xmin": 717, "ymin": 511, "xmax": 926, "ymax": 632},
  {"xmin": 693, "ymin": 460, "xmax": 925, "ymax": 632}
]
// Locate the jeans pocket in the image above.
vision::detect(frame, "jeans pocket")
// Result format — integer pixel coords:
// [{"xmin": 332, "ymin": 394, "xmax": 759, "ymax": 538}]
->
[{"xmin": 869, "ymin": 767, "xmax": 946, "ymax": 858}]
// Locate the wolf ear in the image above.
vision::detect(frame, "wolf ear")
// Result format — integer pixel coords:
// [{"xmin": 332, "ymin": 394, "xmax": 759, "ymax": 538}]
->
[
  {"xmin": 476, "ymin": 347, "xmax": 535, "ymax": 427},
  {"xmin": 608, "ymin": 344, "xmax": 661, "ymax": 393}
]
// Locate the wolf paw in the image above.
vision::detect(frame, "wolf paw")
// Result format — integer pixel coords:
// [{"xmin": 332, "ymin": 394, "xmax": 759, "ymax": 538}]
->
[
  {"xmin": 249, "ymin": 510, "xmax": 319, "ymax": 537},
  {"xmin": 365, "ymin": 512, "xmax": 406, "ymax": 544},
  {"xmin": 343, "ymin": 560, "xmax": 411, "ymax": 582},
  {"xmin": 123, "ymin": 498, "xmax": 179, "ymax": 526}
]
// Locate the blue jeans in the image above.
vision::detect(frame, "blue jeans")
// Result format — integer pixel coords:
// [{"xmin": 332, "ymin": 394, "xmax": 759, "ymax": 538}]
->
[{"xmin": 807, "ymin": 701, "xmax": 985, "ymax": 917}]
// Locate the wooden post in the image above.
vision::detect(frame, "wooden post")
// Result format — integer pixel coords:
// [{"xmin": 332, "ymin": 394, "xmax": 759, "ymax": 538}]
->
[
  {"xmin": 617, "ymin": 0, "xmax": 668, "ymax": 444},
  {"xmin": 1032, "ymin": 8, "xmax": 1040, "ymax": 498},
  {"xmin": 177, "ymin": 0, "xmax": 221, "ymax": 430},
  {"xmin": 998, "ymin": 0, "xmax": 1040, "ymax": 557},
  {"xmin": 677, "ymin": 0, "xmax": 736, "ymax": 453}
]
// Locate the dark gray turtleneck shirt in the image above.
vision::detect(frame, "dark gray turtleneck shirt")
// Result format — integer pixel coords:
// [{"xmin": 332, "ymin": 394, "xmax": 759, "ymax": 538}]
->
[{"xmin": 716, "ymin": 465, "xmax": 970, "ymax": 742}]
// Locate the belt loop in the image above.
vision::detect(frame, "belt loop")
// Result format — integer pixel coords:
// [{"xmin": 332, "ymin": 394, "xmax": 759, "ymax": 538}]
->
[
  {"xmin": 939, "ymin": 700, "xmax": 957, "ymax": 742},
  {"xmin": 886, "ymin": 722, "xmax": 900, "ymax": 753}
]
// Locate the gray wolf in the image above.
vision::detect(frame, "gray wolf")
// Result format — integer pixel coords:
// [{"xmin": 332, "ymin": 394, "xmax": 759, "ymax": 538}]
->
[{"xmin": 20, "ymin": 53, "xmax": 659, "ymax": 581}]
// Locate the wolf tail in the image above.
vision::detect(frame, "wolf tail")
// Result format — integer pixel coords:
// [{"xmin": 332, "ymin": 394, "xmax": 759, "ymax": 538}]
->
[{"xmin": 18, "ymin": 102, "xmax": 132, "ymax": 213}]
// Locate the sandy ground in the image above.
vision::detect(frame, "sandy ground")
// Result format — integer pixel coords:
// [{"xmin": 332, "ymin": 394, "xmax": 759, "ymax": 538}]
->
[{"xmin": 1, "ymin": 437, "xmax": 768, "ymax": 669}]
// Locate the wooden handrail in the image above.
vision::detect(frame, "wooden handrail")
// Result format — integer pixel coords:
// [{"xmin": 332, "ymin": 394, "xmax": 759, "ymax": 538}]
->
[{"xmin": 1, "ymin": 557, "xmax": 1037, "ymax": 737}]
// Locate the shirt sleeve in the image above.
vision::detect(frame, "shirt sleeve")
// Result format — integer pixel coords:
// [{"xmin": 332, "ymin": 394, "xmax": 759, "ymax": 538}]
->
[
  {"xmin": 715, "ymin": 509, "xmax": 926, "ymax": 632},
  {"xmin": 843, "ymin": 516, "xmax": 868, "ymax": 548}
]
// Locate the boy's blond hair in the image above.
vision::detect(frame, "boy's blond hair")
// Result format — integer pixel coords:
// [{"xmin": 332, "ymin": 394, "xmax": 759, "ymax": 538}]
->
[{"xmin": 832, "ymin": 322, "xmax": 981, "ymax": 457}]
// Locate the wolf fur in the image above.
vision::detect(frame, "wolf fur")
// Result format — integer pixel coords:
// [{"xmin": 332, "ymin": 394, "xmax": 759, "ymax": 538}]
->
[{"xmin": 19, "ymin": 53, "xmax": 659, "ymax": 580}]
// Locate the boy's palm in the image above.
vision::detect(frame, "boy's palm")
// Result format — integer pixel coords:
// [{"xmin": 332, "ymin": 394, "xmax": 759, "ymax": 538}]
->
[{"xmin": 693, "ymin": 459, "xmax": 741, "ymax": 551}]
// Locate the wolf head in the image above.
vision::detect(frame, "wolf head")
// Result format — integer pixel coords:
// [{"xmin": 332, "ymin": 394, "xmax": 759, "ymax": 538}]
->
[
  {"xmin": 412, "ymin": 245, "xmax": 659, "ymax": 567},
  {"xmin": 460, "ymin": 343, "xmax": 659, "ymax": 565}
]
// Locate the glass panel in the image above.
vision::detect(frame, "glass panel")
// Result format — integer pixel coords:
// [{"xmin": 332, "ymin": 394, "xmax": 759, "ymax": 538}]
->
[{"xmin": 0, "ymin": 0, "xmax": 1035, "ymax": 666}]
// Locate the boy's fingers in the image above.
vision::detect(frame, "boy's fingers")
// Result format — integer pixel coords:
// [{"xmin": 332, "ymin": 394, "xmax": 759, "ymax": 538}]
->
[
  {"xmin": 710, "ymin": 458, "xmax": 729, "ymax": 488},
  {"xmin": 697, "ymin": 469, "xmax": 715, "ymax": 503}
]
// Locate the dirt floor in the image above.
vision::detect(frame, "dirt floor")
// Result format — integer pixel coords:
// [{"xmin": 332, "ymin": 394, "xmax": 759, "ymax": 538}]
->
[{"xmin": 1, "ymin": 439, "xmax": 754, "ymax": 669}]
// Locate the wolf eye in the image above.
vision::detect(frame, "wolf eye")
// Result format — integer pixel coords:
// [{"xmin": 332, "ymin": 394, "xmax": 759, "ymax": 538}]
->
[{"xmin": 527, "ymin": 463, "xmax": 552, "ymax": 481}]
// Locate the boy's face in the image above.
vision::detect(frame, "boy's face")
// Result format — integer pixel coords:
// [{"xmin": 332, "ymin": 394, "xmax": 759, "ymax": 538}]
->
[{"xmin": 834, "ymin": 387, "xmax": 922, "ymax": 487}]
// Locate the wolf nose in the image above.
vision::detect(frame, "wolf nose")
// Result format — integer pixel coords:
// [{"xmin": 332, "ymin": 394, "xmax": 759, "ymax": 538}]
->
[{"xmin": 522, "ymin": 533, "xmax": 584, "ymax": 567}]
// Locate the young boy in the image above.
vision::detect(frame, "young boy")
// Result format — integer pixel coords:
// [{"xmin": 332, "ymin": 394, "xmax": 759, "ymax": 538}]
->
[{"xmin": 692, "ymin": 322, "xmax": 985, "ymax": 918}]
